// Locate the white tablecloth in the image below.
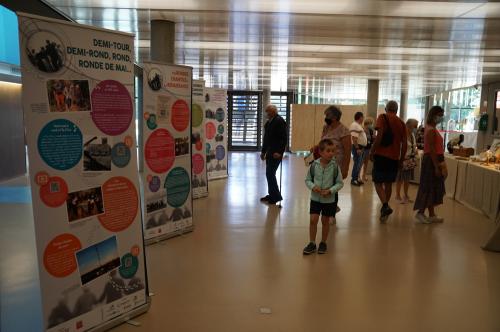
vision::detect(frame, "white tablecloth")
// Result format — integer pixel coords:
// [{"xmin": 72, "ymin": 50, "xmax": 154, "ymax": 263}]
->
[
  {"xmin": 445, "ymin": 155, "xmax": 500, "ymax": 221},
  {"xmin": 444, "ymin": 155, "xmax": 459, "ymax": 199}
]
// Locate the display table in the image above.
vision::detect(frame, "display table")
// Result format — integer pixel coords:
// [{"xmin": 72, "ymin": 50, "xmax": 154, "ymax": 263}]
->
[
  {"xmin": 444, "ymin": 155, "xmax": 459, "ymax": 198},
  {"xmin": 444, "ymin": 155, "xmax": 500, "ymax": 221}
]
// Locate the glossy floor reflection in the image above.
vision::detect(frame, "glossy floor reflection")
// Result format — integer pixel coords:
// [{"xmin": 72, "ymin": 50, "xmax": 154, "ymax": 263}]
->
[{"xmin": 1, "ymin": 152, "xmax": 500, "ymax": 332}]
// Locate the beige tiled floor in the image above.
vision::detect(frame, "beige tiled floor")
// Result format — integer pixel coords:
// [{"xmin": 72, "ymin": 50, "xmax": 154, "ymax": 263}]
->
[{"xmin": 1, "ymin": 152, "xmax": 500, "ymax": 332}]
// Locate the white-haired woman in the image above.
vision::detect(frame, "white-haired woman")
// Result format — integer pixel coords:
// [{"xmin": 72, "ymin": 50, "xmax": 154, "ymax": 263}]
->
[{"xmin": 395, "ymin": 118, "xmax": 419, "ymax": 204}]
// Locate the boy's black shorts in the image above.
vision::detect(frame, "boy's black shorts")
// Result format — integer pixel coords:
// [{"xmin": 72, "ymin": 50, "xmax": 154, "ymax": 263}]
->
[{"xmin": 310, "ymin": 199, "xmax": 337, "ymax": 217}]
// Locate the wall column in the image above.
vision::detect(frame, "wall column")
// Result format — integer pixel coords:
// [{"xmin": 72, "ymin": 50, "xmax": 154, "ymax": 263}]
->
[
  {"xmin": 150, "ymin": 20, "xmax": 175, "ymax": 63},
  {"xmin": 367, "ymin": 79, "xmax": 379, "ymax": 119}
]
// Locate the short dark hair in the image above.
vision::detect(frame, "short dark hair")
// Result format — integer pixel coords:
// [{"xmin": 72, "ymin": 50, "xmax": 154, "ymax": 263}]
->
[
  {"xmin": 386, "ymin": 100, "xmax": 398, "ymax": 113},
  {"xmin": 318, "ymin": 138, "xmax": 334, "ymax": 151},
  {"xmin": 324, "ymin": 105, "xmax": 342, "ymax": 121},
  {"xmin": 426, "ymin": 105, "xmax": 444, "ymax": 125},
  {"xmin": 354, "ymin": 112, "xmax": 364, "ymax": 121}
]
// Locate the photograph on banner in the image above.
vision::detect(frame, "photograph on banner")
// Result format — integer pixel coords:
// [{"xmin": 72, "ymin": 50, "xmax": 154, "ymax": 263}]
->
[
  {"xmin": 18, "ymin": 14, "xmax": 148, "ymax": 332},
  {"xmin": 66, "ymin": 186, "xmax": 105, "ymax": 223},
  {"xmin": 191, "ymin": 79, "xmax": 208, "ymax": 198},
  {"xmin": 141, "ymin": 62, "xmax": 193, "ymax": 241},
  {"xmin": 83, "ymin": 136, "xmax": 112, "ymax": 172},
  {"xmin": 46, "ymin": 79, "xmax": 91, "ymax": 112},
  {"xmin": 205, "ymin": 87, "xmax": 228, "ymax": 180}
]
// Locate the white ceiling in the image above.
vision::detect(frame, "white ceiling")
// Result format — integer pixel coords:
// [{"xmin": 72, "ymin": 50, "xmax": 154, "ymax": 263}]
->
[{"xmin": 45, "ymin": 0, "xmax": 500, "ymax": 99}]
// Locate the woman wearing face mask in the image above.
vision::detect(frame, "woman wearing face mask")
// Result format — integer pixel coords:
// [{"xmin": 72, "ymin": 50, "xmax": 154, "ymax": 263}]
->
[
  {"xmin": 319, "ymin": 105, "xmax": 351, "ymax": 180},
  {"xmin": 360, "ymin": 117, "xmax": 375, "ymax": 182},
  {"xmin": 311, "ymin": 106, "xmax": 350, "ymax": 224},
  {"xmin": 414, "ymin": 106, "xmax": 447, "ymax": 223},
  {"xmin": 395, "ymin": 119, "xmax": 419, "ymax": 204}
]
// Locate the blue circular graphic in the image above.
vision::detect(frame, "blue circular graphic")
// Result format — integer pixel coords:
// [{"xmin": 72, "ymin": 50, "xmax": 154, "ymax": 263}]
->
[
  {"xmin": 147, "ymin": 114, "xmax": 157, "ymax": 130},
  {"xmin": 149, "ymin": 175, "xmax": 161, "ymax": 192},
  {"xmin": 111, "ymin": 142, "xmax": 131, "ymax": 168},
  {"xmin": 38, "ymin": 119, "xmax": 82, "ymax": 170},
  {"xmin": 119, "ymin": 253, "xmax": 139, "ymax": 279},
  {"xmin": 215, "ymin": 108, "xmax": 225, "ymax": 122},
  {"xmin": 164, "ymin": 167, "xmax": 190, "ymax": 208},
  {"xmin": 216, "ymin": 145, "xmax": 226, "ymax": 161}
]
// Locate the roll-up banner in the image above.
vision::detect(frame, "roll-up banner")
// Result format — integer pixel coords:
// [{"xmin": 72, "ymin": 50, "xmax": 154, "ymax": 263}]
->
[
  {"xmin": 141, "ymin": 61, "xmax": 193, "ymax": 243},
  {"xmin": 18, "ymin": 13, "xmax": 149, "ymax": 332},
  {"xmin": 191, "ymin": 79, "xmax": 208, "ymax": 198},
  {"xmin": 205, "ymin": 88, "xmax": 228, "ymax": 180}
]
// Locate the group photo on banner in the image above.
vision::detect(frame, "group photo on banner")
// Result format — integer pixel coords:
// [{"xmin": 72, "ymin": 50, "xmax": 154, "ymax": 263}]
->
[
  {"xmin": 191, "ymin": 79, "xmax": 208, "ymax": 199},
  {"xmin": 141, "ymin": 61, "xmax": 193, "ymax": 242},
  {"xmin": 205, "ymin": 87, "xmax": 228, "ymax": 180},
  {"xmin": 18, "ymin": 13, "xmax": 149, "ymax": 332}
]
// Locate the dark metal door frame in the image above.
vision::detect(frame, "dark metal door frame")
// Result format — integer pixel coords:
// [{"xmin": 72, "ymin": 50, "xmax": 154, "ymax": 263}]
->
[{"xmin": 228, "ymin": 90, "xmax": 263, "ymax": 151}]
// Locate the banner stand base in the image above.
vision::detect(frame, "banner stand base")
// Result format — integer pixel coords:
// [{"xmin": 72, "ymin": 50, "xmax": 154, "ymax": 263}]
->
[
  {"xmin": 145, "ymin": 225, "xmax": 195, "ymax": 246},
  {"xmin": 88, "ymin": 298, "xmax": 151, "ymax": 332},
  {"xmin": 193, "ymin": 193, "xmax": 209, "ymax": 199},
  {"xmin": 208, "ymin": 175, "xmax": 229, "ymax": 181}
]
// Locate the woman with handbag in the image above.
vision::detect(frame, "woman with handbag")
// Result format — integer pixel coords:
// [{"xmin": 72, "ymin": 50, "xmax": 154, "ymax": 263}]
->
[
  {"xmin": 414, "ymin": 106, "xmax": 447, "ymax": 224},
  {"xmin": 395, "ymin": 119, "xmax": 419, "ymax": 204}
]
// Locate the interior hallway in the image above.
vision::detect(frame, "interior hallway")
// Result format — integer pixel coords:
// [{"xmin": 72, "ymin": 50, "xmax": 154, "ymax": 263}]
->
[{"xmin": 1, "ymin": 152, "xmax": 500, "ymax": 332}]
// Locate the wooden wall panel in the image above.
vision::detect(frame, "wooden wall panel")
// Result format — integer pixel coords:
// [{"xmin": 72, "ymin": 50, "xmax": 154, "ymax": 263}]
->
[{"xmin": 290, "ymin": 104, "xmax": 316, "ymax": 152}]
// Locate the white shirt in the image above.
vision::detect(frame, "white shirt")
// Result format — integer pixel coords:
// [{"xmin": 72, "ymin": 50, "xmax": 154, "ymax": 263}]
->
[{"xmin": 349, "ymin": 121, "xmax": 368, "ymax": 147}]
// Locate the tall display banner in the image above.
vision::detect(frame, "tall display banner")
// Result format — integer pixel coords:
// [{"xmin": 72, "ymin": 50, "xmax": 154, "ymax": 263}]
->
[
  {"xmin": 192, "ymin": 80, "xmax": 208, "ymax": 198},
  {"xmin": 18, "ymin": 13, "xmax": 149, "ymax": 332},
  {"xmin": 205, "ymin": 88, "xmax": 229, "ymax": 180},
  {"xmin": 141, "ymin": 61, "xmax": 193, "ymax": 243}
]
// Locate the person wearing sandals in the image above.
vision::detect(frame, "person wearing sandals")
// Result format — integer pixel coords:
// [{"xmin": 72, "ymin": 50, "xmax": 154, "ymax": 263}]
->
[
  {"xmin": 395, "ymin": 119, "xmax": 419, "ymax": 204},
  {"xmin": 303, "ymin": 139, "xmax": 344, "ymax": 255},
  {"xmin": 414, "ymin": 106, "xmax": 447, "ymax": 224}
]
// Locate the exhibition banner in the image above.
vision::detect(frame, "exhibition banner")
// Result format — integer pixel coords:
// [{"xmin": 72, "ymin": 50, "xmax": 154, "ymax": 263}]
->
[
  {"xmin": 141, "ymin": 62, "xmax": 193, "ymax": 242},
  {"xmin": 18, "ymin": 13, "xmax": 149, "ymax": 332},
  {"xmin": 192, "ymin": 79, "xmax": 208, "ymax": 198},
  {"xmin": 205, "ymin": 88, "xmax": 228, "ymax": 180}
]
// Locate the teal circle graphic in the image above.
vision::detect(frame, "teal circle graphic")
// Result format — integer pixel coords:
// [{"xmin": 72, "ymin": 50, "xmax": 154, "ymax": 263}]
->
[
  {"xmin": 164, "ymin": 167, "xmax": 190, "ymax": 208},
  {"xmin": 217, "ymin": 124, "xmax": 224, "ymax": 134},
  {"xmin": 206, "ymin": 142, "xmax": 211, "ymax": 155},
  {"xmin": 119, "ymin": 253, "xmax": 139, "ymax": 279},
  {"xmin": 38, "ymin": 119, "xmax": 82, "ymax": 170},
  {"xmin": 215, "ymin": 108, "xmax": 225, "ymax": 122},
  {"xmin": 111, "ymin": 142, "xmax": 131, "ymax": 168},
  {"xmin": 147, "ymin": 114, "xmax": 157, "ymax": 130}
]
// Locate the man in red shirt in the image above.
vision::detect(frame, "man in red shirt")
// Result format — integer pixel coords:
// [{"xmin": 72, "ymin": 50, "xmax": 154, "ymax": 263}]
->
[{"xmin": 369, "ymin": 101, "xmax": 407, "ymax": 222}]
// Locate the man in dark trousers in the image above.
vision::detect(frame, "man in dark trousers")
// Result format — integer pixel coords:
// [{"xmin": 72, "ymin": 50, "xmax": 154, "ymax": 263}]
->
[{"xmin": 260, "ymin": 104, "xmax": 287, "ymax": 205}]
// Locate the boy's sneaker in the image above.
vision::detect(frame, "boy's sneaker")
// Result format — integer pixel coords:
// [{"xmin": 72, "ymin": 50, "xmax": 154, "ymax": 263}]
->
[
  {"xmin": 415, "ymin": 212, "xmax": 431, "ymax": 224},
  {"xmin": 317, "ymin": 242, "xmax": 327, "ymax": 254},
  {"xmin": 303, "ymin": 242, "xmax": 317, "ymax": 255},
  {"xmin": 351, "ymin": 180, "xmax": 361, "ymax": 186},
  {"xmin": 380, "ymin": 205, "xmax": 393, "ymax": 223},
  {"xmin": 428, "ymin": 216, "xmax": 444, "ymax": 223}
]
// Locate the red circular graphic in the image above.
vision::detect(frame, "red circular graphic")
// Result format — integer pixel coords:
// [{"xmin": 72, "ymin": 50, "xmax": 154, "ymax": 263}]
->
[
  {"xmin": 171, "ymin": 99, "xmax": 190, "ymax": 132},
  {"xmin": 98, "ymin": 176, "xmax": 138, "ymax": 232},
  {"xmin": 131, "ymin": 245, "xmax": 140, "ymax": 257},
  {"xmin": 195, "ymin": 140, "xmax": 203, "ymax": 151},
  {"xmin": 35, "ymin": 171, "xmax": 50, "ymax": 186},
  {"xmin": 192, "ymin": 154, "xmax": 205, "ymax": 175},
  {"xmin": 91, "ymin": 80, "xmax": 133, "ymax": 136},
  {"xmin": 145, "ymin": 128, "xmax": 175, "ymax": 174},
  {"xmin": 206, "ymin": 122, "xmax": 216, "ymax": 139},
  {"xmin": 43, "ymin": 233, "xmax": 82, "ymax": 278},
  {"xmin": 40, "ymin": 176, "xmax": 68, "ymax": 207}
]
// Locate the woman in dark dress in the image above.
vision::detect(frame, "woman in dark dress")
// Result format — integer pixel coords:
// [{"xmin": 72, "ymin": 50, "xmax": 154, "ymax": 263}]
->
[{"xmin": 414, "ymin": 106, "xmax": 447, "ymax": 224}]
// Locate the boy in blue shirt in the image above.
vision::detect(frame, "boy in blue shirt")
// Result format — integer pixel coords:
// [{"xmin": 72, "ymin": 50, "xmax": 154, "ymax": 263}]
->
[{"xmin": 303, "ymin": 139, "xmax": 344, "ymax": 254}]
